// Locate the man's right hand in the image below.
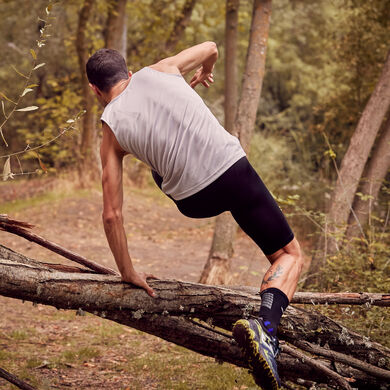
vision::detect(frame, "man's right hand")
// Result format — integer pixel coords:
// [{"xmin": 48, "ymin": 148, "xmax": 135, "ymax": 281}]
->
[{"xmin": 121, "ymin": 270, "xmax": 157, "ymax": 298}]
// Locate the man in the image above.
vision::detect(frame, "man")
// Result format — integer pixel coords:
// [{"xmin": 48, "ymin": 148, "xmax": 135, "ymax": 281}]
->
[{"xmin": 86, "ymin": 42, "xmax": 303, "ymax": 390}]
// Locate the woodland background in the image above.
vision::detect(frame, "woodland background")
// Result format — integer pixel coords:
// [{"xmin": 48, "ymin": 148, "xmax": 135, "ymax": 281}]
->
[{"xmin": 0, "ymin": 0, "xmax": 389, "ymax": 389}]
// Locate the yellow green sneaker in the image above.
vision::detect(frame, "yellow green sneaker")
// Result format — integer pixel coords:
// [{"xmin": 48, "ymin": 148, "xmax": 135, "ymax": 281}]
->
[{"xmin": 233, "ymin": 318, "xmax": 281, "ymax": 390}]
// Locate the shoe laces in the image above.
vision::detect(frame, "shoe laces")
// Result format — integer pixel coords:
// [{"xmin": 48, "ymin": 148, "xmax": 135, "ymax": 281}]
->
[{"xmin": 257, "ymin": 319, "xmax": 280, "ymax": 358}]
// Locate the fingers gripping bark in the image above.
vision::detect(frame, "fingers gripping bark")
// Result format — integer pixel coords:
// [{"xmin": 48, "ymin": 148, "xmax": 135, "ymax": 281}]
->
[{"xmin": 122, "ymin": 271, "xmax": 157, "ymax": 298}]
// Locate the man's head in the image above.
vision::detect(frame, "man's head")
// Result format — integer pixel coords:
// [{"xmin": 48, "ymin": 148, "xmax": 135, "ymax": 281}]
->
[{"xmin": 86, "ymin": 48, "xmax": 130, "ymax": 105}]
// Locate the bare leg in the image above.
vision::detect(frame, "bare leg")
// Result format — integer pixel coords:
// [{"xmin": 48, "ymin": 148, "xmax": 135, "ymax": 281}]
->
[
  {"xmin": 232, "ymin": 238, "xmax": 303, "ymax": 390},
  {"xmin": 261, "ymin": 237, "xmax": 303, "ymax": 301}
]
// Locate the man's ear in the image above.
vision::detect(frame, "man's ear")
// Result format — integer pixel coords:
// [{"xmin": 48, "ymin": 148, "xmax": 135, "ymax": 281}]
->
[{"xmin": 89, "ymin": 83, "xmax": 101, "ymax": 96}]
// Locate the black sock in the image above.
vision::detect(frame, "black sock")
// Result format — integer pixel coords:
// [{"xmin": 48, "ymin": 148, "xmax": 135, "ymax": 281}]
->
[{"xmin": 258, "ymin": 288, "xmax": 289, "ymax": 336}]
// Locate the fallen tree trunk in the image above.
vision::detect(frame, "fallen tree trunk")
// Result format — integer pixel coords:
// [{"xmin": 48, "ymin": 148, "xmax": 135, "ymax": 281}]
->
[{"xmin": 0, "ymin": 245, "xmax": 388, "ymax": 388}]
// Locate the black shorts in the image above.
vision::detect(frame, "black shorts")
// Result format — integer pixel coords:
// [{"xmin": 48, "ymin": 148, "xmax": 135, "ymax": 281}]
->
[{"xmin": 152, "ymin": 156, "xmax": 294, "ymax": 255}]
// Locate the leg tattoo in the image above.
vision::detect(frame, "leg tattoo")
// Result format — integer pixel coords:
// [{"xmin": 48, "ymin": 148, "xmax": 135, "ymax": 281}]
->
[{"xmin": 261, "ymin": 265, "xmax": 283, "ymax": 288}]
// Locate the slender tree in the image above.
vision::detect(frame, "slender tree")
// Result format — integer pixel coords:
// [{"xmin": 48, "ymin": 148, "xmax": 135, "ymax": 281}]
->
[
  {"xmin": 199, "ymin": 0, "xmax": 239, "ymax": 285},
  {"xmin": 76, "ymin": 0, "xmax": 100, "ymax": 185},
  {"xmin": 306, "ymin": 48, "xmax": 390, "ymax": 285},
  {"xmin": 164, "ymin": 0, "xmax": 197, "ymax": 54},
  {"xmin": 127, "ymin": 1, "xmax": 198, "ymax": 187},
  {"xmin": 105, "ymin": 0, "xmax": 128, "ymax": 58},
  {"xmin": 346, "ymin": 114, "xmax": 390, "ymax": 240},
  {"xmin": 200, "ymin": 0, "xmax": 272, "ymax": 284}
]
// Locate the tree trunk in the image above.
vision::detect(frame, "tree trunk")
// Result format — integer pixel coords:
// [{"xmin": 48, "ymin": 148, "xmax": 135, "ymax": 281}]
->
[
  {"xmin": 104, "ymin": 0, "xmax": 128, "ymax": 58},
  {"xmin": 199, "ymin": 212, "xmax": 237, "ymax": 284},
  {"xmin": 76, "ymin": 0, "xmax": 100, "ymax": 186},
  {"xmin": 306, "ymin": 48, "xmax": 390, "ymax": 286},
  {"xmin": 199, "ymin": 0, "xmax": 239, "ymax": 285},
  {"xmin": 224, "ymin": 0, "xmax": 239, "ymax": 132},
  {"xmin": 164, "ymin": 0, "xmax": 197, "ymax": 54},
  {"xmin": 127, "ymin": 1, "xmax": 198, "ymax": 188},
  {"xmin": 234, "ymin": 0, "xmax": 271, "ymax": 150},
  {"xmin": 346, "ymin": 114, "xmax": 390, "ymax": 240},
  {"xmin": 200, "ymin": 0, "xmax": 272, "ymax": 285},
  {"xmin": 0, "ymin": 244, "xmax": 389, "ymax": 389}
]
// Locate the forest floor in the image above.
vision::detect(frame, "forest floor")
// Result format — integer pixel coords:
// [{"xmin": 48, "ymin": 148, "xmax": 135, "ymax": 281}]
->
[{"xmin": 0, "ymin": 174, "xmax": 286, "ymax": 390}]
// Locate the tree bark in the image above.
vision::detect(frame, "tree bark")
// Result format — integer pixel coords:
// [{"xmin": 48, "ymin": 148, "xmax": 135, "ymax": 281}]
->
[
  {"xmin": 346, "ymin": 114, "xmax": 390, "ymax": 240},
  {"xmin": 0, "ymin": 245, "xmax": 388, "ymax": 389},
  {"xmin": 224, "ymin": 0, "xmax": 239, "ymax": 132},
  {"xmin": 104, "ymin": 0, "xmax": 128, "ymax": 58},
  {"xmin": 76, "ymin": 0, "xmax": 100, "ymax": 186},
  {"xmin": 199, "ymin": 212, "xmax": 237, "ymax": 284},
  {"xmin": 306, "ymin": 48, "xmax": 390, "ymax": 285},
  {"xmin": 234, "ymin": 0, "xmax": 271, "ymax": 151},
  {"xmin": 200, "ymin": 0, "xmax": 272, "ymax": 285}
]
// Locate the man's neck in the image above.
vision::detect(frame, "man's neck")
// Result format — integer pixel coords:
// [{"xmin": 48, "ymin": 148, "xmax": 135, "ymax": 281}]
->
[{"xmin": 104, "ymin": 77, "xmax": 131, "ymax": 106}]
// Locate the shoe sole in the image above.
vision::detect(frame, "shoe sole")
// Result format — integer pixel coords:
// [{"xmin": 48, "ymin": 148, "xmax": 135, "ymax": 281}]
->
[{"xmin": 233, "ymin": 319, "xmax": 280, "ymax": 390}]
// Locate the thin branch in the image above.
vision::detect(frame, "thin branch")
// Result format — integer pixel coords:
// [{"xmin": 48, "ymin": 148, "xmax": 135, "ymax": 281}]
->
[
  {"xmin": 0, "ymin": 367, "xmax": 36, "ymax": 390},
  {"xmin": 281, "ymin": 343, "xmax": 353, "ymax": 390},
  {"xmin": 0, "ymin": 125, "xmax": 72, "ymax": 159},
  {"xmin": 290, "ymin": 339, "xmax": 390, "ymax": 381},
  {"xmin": 188, "ymin": 318, "xmax": 234, "ymax": 339},
  {"xmin": 227, "ymin": 286, "xmax": 390, "ymax": 307},
  {"xmin": 0, "ymin": 215, "xmax": 118, "ymax": 276},
  {"xmin": 0, "ymin": 16, "xmax": 52, "ymax": 147}
]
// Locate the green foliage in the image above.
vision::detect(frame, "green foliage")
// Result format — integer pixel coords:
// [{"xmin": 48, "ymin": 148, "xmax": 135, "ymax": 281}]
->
[
  {"xmin": 301, "ymin": 192, "xmax": 390, "ymax": 345},
  {"xmin": 312, "ymin": 0, "xmax": 390, "ymax": 170},
  {"xmin": 249, "ymin": 131, "xmax": 327, "ymax": 222},
  {"xmin": 323, "ymin": 237, "xmax": 390, "ymax": 293},
  {"xmin": 0, "ymin": 1, "xmax": 85, "ymax": 177},
  {"xmin": 258, "ymin": 0, "xmax": 390, "ymax": 181}
]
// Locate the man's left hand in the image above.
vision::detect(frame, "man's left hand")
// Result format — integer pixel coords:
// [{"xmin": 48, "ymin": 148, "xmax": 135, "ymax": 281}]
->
[
  {"xmin": 190, "ymin": 66, "xmax": 214, "ymax": 88},
  {"xmin": 121, "ymin": 270, "xmax": 157, "ymax": 297}
]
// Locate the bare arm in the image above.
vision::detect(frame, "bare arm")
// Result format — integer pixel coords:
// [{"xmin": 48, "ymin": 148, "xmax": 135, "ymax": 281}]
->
[
  {"xmin": 100, "ymin": 123, "xmax": 155, "ymax": 297},
  {"xmin": 149, "ymin": 41, "xmax": 218, "ymax": 88}
]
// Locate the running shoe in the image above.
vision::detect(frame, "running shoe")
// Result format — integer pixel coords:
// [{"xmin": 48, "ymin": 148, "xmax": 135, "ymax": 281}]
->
[{"xmin": 232, "ymin": 318, "xmax": 281, "ymax": 390}]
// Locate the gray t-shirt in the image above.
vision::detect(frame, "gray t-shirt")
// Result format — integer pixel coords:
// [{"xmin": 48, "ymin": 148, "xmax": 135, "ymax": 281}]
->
[{"xmin": 101, "ymin": 67, "xmax": 246, "ymax": 200}]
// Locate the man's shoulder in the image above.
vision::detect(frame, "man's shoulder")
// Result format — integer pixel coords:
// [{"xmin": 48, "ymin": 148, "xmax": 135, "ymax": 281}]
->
[{"xmin": 147, "ymin": 60, "xmax": 181, "ymax": 76}]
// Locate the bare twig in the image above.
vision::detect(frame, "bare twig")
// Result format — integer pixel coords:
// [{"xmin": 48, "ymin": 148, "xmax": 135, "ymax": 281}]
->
[
  {"xmin": 0, "ymin": 215, "xmax": 118, "ymax": 276},
  {"xmin": 0, "ymin": 367, "xmax": 36, "ymax": 390},
  {"xmin": 290, "ymin": 339, "xmax": 390, "ymax": 381},
  {"xmin": 281, "ymin": 343, "xmax": 353, "ymax": 390},
  {"xmin": 227, "ymin": 285, "xmax": 390, "ymax": 307}
]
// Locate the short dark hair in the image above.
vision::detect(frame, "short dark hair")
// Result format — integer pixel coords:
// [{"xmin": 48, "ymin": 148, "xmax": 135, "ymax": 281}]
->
[{"xmin": 86, "ymin": 48, "xmax": 129, "ymax": 92}]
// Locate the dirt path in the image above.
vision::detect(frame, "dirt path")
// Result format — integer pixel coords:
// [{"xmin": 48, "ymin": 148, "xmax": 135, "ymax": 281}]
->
[
  {"xmin": 1, "ymin": 180, "xmax": 269, "ymax": 284},
  {"xmin": 0, "ymin": 177, "xmax": 269, "ymax": 389}
]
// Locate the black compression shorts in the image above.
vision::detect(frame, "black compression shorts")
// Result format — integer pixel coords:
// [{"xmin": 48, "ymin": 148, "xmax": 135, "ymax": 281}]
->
[{"xmin": 152, "ymin": 156, "xmax": 294, "ymax": 255}]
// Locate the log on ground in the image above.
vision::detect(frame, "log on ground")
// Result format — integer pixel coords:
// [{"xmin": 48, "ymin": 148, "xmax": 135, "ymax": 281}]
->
[{"xmin": 0, "ymin": 245, "xmax": 389, "ymax": 389}]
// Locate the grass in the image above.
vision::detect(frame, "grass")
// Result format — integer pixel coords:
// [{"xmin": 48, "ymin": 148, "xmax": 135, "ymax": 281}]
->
[
  {"xmin": 0, "ymin": 298, "xmax": 258, "ymax": 389},
  {"xmin": 60, "ymin": 347, "xmax": 101, "ymax": 364},
  {"xmin": 0, "ymin": 300, "xmax": 257, "ymax": 389},
  {"xmin": 1, "ymin": 187, "xmax": 93, "ymax": 215},
  {"xmin": 0, "ymin": 349, "xmax": 14, "ymax": 361},
  {"xmin": 127, "ymin": 344, "xmax": 255, "ymax": 390},
  {"xmin": 9, "ymin": 330, "xmax": 28, "ymax": 340}
]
